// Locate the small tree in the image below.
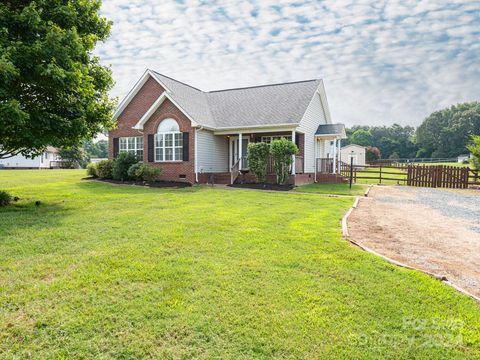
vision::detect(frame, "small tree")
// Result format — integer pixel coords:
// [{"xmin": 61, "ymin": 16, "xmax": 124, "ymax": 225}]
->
[
  {"xmin": 112, "ymin": 152, "xmax": 137, "ymax": 181},
  {"xmin": 388, "ymin": 151, "xmax": 400, "ymax": 160},
  {"xmin": 270, "ymin": 138, "xmax": 298, "ymax": 185},
  {"xmin": 366, "ymin": 146, "xmax": 381, "ymax": 163},
  {"xmin": 247, "ymin": 142, "xmax": 270, "ymax": 183},
  {"xmin": 467, "ymin": 135, "xmax": 480, "ymax": 170},
  {"xmin": 58, "ymin": 146, "xmax": 87, "ymax": 168}
]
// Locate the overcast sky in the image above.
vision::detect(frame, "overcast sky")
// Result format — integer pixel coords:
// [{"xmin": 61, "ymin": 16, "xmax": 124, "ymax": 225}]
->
[{"xmin": 96, "ymin": 0, "xmax": 480, "ymax": 127}]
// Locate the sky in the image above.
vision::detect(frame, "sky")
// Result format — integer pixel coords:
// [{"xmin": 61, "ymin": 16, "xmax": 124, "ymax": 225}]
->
[{"xmin": 96, "ymin": 0, "xmax": 480, "ymax": 127}]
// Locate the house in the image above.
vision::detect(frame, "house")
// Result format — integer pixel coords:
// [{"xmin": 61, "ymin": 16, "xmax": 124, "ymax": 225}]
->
[
  {"xmin": 457, "ymin": 154, "xmax": 470, "ymax": 163},
  {"xmin": 0, "ymin": 147, "xmax": 62, "ymax": 169},
  {"xmin": 340, "ymin": 144, "xmax": 366, "ymax": 166},
  {"xmin": 109, "ymin": 70, "xmax": 346, "ymax": 184}
]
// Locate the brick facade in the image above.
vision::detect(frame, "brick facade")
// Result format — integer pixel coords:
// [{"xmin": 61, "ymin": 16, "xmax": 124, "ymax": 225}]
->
[
  {"xmin": 109, "ymin": 76, "xmax": 196, "ymax": 183},
  {"xmin": 142, "ymin": 99, "xmax": 195, "ymax": 184}
]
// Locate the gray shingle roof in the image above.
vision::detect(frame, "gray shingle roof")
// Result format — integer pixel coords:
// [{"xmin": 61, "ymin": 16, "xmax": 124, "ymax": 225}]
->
[
  {"xmin": 152, "ymin": 71, "xmax": 320, "ymax": 129},
  {"xmin": 315, "ymin": 123, "xmax": 346, "ymax": 136}
]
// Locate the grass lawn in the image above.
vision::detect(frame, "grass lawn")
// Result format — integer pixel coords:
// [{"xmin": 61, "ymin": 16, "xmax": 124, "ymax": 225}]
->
[
  {"xmin": 295, "ymin": 182, "xmax": 367, "ymax": 196},
  {"xmin": 1, "ymin": 170, "xmax": 480, "ymax": 358}
]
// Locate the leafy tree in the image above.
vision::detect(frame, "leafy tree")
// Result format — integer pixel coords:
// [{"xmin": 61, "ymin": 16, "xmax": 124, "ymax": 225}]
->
[
  {"xmin": 0, "ymin": 1, "xmax": 115, "ymax": 160},
  {"xmin": 247, "ymin": 142, "xmax": 270, "ymax": 183},
  {"xmin": 270, "ymin": 139, "xmax": 298, "ymax": 185},
  {"xmin": 416, "ymin": 102, "xmax": 480, "ymax": 158},
  {"xmin": 344, "ymin": 124, "xmax": 417, "ymax": 159},
  {"xmin": 350, "ymin": 129, "xmax": 373, "ymax": 146},
  {"xmin": 83, "ymin": 139, "xmax": 108, "ymax": 158},
  {"xmin": 365, "ymin": 146, "xmax": 381, "ymax": 163},
  {"xmin": 467, "ymin": 135, "xmax": 480, "ymax": 170},
  {"xmin": 388, "ymin": 152, "xmax": 400, "ymax": 160},
  {"xmin": 58, "ymin": 146, "xmax": 87, "ymax": 168}
]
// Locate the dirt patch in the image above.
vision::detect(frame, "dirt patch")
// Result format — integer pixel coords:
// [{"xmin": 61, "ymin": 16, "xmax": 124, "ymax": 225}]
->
[
  {"xmin": 348, "ymin": 186, "xmax": 480, "ymax": 297},
  {"xmin": 227, "ymin": 183, "xmax": 294, "ymax": 191},
  {"xmin": 83, "ymin": 177, "xmax": 191, "ymax": 188}
]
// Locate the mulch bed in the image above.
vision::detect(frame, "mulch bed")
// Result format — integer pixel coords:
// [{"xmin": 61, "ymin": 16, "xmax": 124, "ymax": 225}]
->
[
  {"xmin": 82, "ymin": 177, "xmax": 191, "ymax": 188},
  {"xmin": 227, "ymin": 183, "xmax": 294, "ymax": 191}
]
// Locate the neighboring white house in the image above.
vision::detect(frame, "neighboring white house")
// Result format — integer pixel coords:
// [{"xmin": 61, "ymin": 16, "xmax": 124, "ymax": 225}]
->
[
  {"xmin": 0, "ymin": 147, "xmax": 61, "ymax": 169},
  {"xmin": 340, "ymin": 144, "xmax": 366, "ymax": 166}
]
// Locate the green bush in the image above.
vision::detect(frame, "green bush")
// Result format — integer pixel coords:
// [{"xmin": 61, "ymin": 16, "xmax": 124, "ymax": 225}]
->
[
  {"xmin": 112, "ymin": 152, "xmax": 138, "ymax": 181},
  {"xmin": 270, "ymin": 138, "xmax": 298, "ymax": 185},
  {"xmin": 96, "ymin": 160, "xmax": 114, "ymax": 179},
  {"xmin": 86, "ymin": 163, "xmax": 98, "ymax": 177},
  {"xmin": 128, "ymin": 163, "xmax": 161, "ymax": 182},
  {"xmin": 0, "ymin": 190, "xmax": 12, "ymax": 207},
  {"xmin": 467, "ymin": 135, "xmax": 480, "ymax": 170},
  {"xmin": 247, "ymin": 142, "xmax": 270, "ymax": 183}
]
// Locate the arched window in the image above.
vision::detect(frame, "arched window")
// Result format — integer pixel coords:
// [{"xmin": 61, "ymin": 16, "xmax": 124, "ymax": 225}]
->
[{"xmin": 155, "ymin": 118, "xmax": 183, "ymax": 161}]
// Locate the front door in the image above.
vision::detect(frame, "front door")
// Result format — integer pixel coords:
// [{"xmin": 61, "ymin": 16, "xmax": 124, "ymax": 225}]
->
[{"xmin": 230, "ymin": 137, "xmax": 249, "ymax": 169}]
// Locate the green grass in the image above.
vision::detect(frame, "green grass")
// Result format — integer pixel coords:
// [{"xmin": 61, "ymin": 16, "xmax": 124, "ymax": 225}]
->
[
  {"xmin": 295, "ymin": 182, "xmax": 367, "ymax": 196},
  {"xmin": 1, "ymin": 170, "xmax": 479, "ymax": 358},
  {"xmin": 353, "ymin": 166, "xmax": 407, "ymax": 185}
]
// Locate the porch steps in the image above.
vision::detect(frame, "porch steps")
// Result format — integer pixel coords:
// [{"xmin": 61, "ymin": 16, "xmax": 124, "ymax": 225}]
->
[{"xmin": 213, "ymin": 173, "xmax": 232, "ymax": 185}]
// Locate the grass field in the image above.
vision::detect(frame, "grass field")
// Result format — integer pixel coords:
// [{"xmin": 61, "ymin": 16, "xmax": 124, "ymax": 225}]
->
[
  {"xmin": 1, "ymin": 170, "xmax": 479, "ymax": 358},
  {"xmin": 295, "ymin": 182, "xmax": 367, "ymax": 196}
]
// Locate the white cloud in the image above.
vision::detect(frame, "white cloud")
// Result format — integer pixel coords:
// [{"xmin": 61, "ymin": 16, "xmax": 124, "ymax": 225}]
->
[{"xmin": 96, "ymin": 0, "xmax": 480, "ymax": 126}]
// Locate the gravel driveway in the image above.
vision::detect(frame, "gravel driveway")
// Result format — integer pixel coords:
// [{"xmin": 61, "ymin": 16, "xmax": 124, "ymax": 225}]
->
[{"xmin": 348, "ymin": 186, "xmax": 480, "ymax": 297}]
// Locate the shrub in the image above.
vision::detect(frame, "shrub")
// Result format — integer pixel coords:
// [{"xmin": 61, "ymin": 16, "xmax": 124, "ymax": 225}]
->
[
  {"xmin": 112, "ymin": 152, "xmax": 138, "ymax": 181},
  {"xmin": 86, "ymin": 163, "xmax": 98, "ymax": 177},
  {"xmin": 127, "ymin": 163, "xmax": 143, "ymax": 180},
  {"xmin": 247, "ymin": 142, "xmax": 270, "ymax": 183},
  {"xmin": 467, "ymin": 135, "xmax": 480, "ymax": 170},
  {"xmin": 96, "ymin": 160, "xmax": 114, "ymax": 179},
  {"xmin": 128, "ymin": 163, "xmax": 161, "ymax": 182},
  {"xmin": 270, "ymin": 138, "xmax": 298, "ymax": 185},
  {"xmin": 0, "ymin": 190, "xmax": 12, "ymax": 207}
]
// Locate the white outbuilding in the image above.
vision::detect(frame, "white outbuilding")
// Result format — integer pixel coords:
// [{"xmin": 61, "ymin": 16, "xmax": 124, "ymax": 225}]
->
[{"xmin": 340, "ymin": 144, "xmax": 366, "ymax": 166}]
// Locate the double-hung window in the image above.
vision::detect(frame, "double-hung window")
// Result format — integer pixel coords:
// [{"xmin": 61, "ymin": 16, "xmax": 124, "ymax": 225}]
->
[
  {"xmin": 155, "ymin": 118, "xmax": 183, "ymax": 162},
  {"xmin": 119, "ymin": 136, "xmax": 143, "ymax": 160}
]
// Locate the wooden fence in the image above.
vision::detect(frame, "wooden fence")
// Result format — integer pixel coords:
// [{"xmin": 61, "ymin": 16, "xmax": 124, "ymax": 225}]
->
[{"xmin": 339, "ymin": 163, "xmax": 480, "ymax": 189}]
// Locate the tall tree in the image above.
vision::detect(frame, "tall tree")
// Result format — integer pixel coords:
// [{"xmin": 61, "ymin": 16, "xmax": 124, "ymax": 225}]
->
[
  {"xmin": 416, "ymin": 102, "xmax": 480, "ymax": 158},
  {"xmin": 0, "ymin": 1, "xmax": 115, "ymax": 159}
]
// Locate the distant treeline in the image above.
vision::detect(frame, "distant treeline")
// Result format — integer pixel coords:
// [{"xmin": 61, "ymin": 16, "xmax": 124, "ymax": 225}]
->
[{"xmin": 343, "ymin": 101, "xmax": 480, "ymax": 160}]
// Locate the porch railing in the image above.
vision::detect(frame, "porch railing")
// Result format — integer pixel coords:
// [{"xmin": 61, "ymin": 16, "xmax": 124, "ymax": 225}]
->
[
  {"xmin": 316, "ymin": 158, "xmax": 344, "ymax": 174},
  {"xmin": 294, "ymin": 155, "xmax": 304, "ymax": 174}
]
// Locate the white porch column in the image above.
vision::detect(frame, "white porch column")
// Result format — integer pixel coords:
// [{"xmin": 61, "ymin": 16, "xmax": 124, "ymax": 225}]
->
[
  {"xmin": 238, "ymin": 133, "xmax": 243, "ymax": 169},
  {"xmin": 291, "ymin": 130, "xmax": 296, "ymax": 175},
  {"xmin": 332, "ymin": 138, "xmax": 337, "ymax": 174},
  {"xmin": 228, "ymin": 136, "xmax": 232, "ymax": 169}
]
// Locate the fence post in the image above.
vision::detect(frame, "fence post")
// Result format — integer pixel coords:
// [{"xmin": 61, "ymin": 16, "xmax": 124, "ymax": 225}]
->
[
  {"xmin": 349, "ymin": 157, "xmax": 353, "ymax": 189},
  {"xmin": 379, "ymin": 165, "xmax": 382, "ymax": 184}
]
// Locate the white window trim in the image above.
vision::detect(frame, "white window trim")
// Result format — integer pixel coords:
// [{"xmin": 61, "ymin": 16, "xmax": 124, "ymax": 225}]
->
[
  {"xmin": 119, "ymin": 136, "xmax": 144, "ymax": 160},
  {"xmin": 154, "ymin": 131, "xmax": 183, "ymax": 162}
]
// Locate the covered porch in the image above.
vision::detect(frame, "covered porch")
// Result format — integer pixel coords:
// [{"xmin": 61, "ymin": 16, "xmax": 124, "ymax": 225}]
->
[
  {"xmin": 314, "ymin": 124, "xmax": 347, "ymax": 180},
  {"xmin": 213, "ymin": 127, "xmax": 304, "ymax": 184}
]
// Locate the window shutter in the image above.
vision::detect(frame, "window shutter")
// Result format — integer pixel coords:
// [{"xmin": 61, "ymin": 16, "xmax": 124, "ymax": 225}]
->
[
  {"xmin": 113, "ymin": 138, "xmax": 119, "ymax": 158},
  {"xmin": 148, "ymin": 134, "xmax": 154, "ymax": 162},
  {"xmin": 182, "ymin": 132, "xmax": 189, "ymax": 161}
]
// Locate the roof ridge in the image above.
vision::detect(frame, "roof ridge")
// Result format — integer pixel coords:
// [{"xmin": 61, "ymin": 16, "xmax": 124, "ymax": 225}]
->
[
  {"xmin": 151, "ymin": 70, "xmax": 204, "ymax": 92},
  {"xmin": 207, "ymin": 79, "xmax": 320, "ymax": 93}
]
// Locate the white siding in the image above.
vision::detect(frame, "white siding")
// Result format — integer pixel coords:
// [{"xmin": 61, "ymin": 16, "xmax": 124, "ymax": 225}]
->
[
  {"xmin": 340, "ymin": 145, "xmax": 366, "ymax": 166},
  {"xmin": 0, "ymin": 154, "xmax": 41, "ymax": 168},
  {"xmin": 297, "ymin": 87, "xmax": 328, "ymax": 173},
  {"xmin": 196, "ymin": 128, "xmax": 229, "ymax": 173}
]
